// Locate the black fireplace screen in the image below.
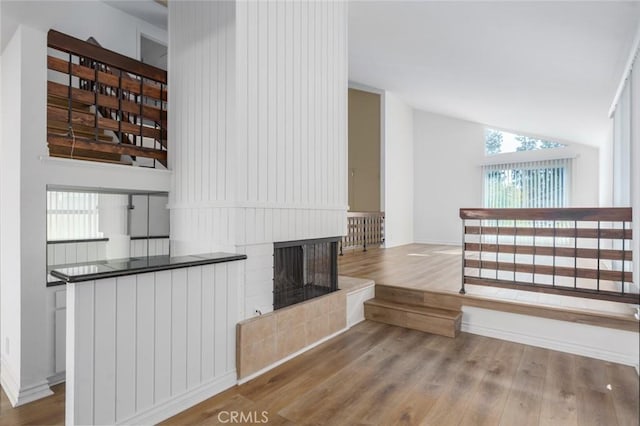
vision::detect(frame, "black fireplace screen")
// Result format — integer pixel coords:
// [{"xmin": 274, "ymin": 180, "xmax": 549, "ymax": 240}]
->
[{"xmin": 273, "ymin": 237, "xmax": 339, "ymax": 310}]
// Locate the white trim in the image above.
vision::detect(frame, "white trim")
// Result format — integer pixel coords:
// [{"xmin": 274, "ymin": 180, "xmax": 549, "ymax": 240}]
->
[
  {"xmin": 413, "ymin": 239, "xmax": 459, "ymax": 246},
  {"xmin": 116, "ymin": 371, "xmax": 237, "ymax": 425},
  {"xmin": 238, "ymin": 327, "xmax": 349, "ymax": 385},
  {"xmin": 609, "ymin": 22, "xmax": 640, "ymax": 118},
  {"xmin": 461, "ymin": 306, "xmax": 640, "ymax": 371},
  {"xmin": 39, "ymin": 155, "xmax": 171, "ymax": 175},
  {"xmin": 0, "ymin": 358, "xmax": 53, "ymax": 407},
  {"xmin": 47, "ymin": 371, "xmax": 66, "ymax": 387},
  {"xmin": 345, "ymin": 283, "xmax": 375, "ymax": 297},
  {"xmin": 481, "ymin": 147, "xmax": 578, "ymax": 166},
  {"xmin": 347, "ymin": 81, "xmax": 385, "ymax": 96},
  {"xmin": 0, "ymin": 357, "xmax": 20, "ymax": 406}
]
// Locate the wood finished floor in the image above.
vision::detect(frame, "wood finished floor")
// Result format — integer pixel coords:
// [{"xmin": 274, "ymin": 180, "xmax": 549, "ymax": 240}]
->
[
  {"xmin": 162, "ymin": 321, "xmax": 638, "ymax": 426},
  {"xmin": 0, "ymin": 383, "xmax": 65, "ymax": 426},
  {"xmin": 1, "ymin": 321, "xmax": 638, "ymax": 425}
]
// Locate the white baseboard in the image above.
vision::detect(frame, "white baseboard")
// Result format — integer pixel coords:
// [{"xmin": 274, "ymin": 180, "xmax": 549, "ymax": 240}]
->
[
  {"xmin": 47, "ymin": 371, "xmax": 65, "ymax": 386},
  {"xmin": 238, "ymin": 327, "xmax": 349, "ymax": 385},
  {"xmin": 116, "ymin": 371, "xmax": 238, "ymax": 425},
  {"xmin": 413, "ymin": 239, "xmax": 460, "ymax": 246},
  {"xmin": 0, "ymin": 357, "xmax": 20, "ymax": 406},
  {"xmin": 1, "ymin": 357, "xmax": 54, "ymax": 407},
  {"xmin": 461, "ymin": 306, "xmax": 640, "ymax": 371}
]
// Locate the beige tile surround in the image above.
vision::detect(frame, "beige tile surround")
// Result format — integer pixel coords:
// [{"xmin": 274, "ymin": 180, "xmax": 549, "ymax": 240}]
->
[{"xmin": 236, "ymin": 289, "xmax": 347, "ymax": 379}]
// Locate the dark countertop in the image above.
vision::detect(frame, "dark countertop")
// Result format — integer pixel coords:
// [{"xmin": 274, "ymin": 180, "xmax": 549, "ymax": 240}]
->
[{"xmin": 49, "ymin": 252, "xmax": 247, "ymax": 284}]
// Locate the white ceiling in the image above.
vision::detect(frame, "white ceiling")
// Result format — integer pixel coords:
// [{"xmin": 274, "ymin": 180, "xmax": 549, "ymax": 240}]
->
[
  {"xmin": 102, "ymin": 0, "xmax": 167, "ymax": 30},
  {"xmin": 349, "ymin": 1, "xmax": 640, "ymax": 147}
]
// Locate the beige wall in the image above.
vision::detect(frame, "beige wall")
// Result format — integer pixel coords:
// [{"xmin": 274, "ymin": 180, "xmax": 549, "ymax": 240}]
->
[{"xmin": 348, "ymin": 88, "xmax": 381, "ymax": 211}]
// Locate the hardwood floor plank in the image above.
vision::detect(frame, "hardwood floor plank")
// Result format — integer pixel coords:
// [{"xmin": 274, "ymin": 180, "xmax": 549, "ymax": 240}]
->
[
  {"xmin": 0, "ymin": 384, "xmax": 65, "ymax": 426},
  {"xmin": 280, "ymin": 347, "xmax": 399, "ymax": 423},
  {"xmin": 420, "ymin": 334, "xmax": 502, "ymax": 425},
  {"xmin": 539, "ymin": 351, "xmax": 579, "ymax": 426},
  {"xmin": 458, "ymin": 340, "xmax": 524, "ymax": 426},
  {"xmin": 575, "ymin": 356, "xmax": 620, "ymax": 426},
  {"xmin": 606, "ymin": 362, "xmax": 640, "ymax": 426},
  {"xmin": 328, "ymin": 331, "xmax": 434, "ymax": 425},
  {"xmin": 499, "ymin": 345, "xmax": 550, "ymax": 426}
]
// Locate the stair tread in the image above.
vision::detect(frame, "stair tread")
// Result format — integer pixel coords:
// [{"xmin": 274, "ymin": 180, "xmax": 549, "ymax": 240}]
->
[{"xmin": 365, "ymin": 298, "xmax": 461, "ymax": 320}]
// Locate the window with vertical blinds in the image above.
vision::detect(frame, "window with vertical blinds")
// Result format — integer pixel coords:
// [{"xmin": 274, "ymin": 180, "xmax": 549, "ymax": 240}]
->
[
  {"xmin": 47, "ymin": 191, "xmax": 102, "ymax": 240},
  {"xmin": 482, "ymin": 158, "xmax": 572, "ymax": 208}
]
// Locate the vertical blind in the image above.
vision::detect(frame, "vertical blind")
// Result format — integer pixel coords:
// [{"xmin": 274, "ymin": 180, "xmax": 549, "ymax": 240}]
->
[
  {"xmin": 483, "ymin": 158, "xmax": 572, "ymax": 208},
  {"xmin": 47, "ymin": 191, "xmax": 102, "ymax": 240}
]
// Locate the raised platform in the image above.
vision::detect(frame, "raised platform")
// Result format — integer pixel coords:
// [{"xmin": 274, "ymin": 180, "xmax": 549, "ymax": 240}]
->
[{"xmin": 339, "ymin": 244, "xmax": 639, "ymax": 332}]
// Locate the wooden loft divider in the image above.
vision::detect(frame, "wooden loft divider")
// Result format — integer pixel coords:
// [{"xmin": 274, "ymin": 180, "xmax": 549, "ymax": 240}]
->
[
  {"xmin": 46, "ymin": 29, "xmax": 168, "ymax": 167},
  {"xmin": 459, "ymin": 207, "xmax": 637, "ymax": 304},
  {"xmin": 340, "ymin": 212, "xmax": 385, "ymax": 254}
]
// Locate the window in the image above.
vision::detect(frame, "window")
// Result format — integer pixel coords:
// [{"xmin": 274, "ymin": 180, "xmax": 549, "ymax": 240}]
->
[
  {"xmin": 483, "ymin": 159, "xmax": 572, "ymax": 208},
  {"xmin": 47, "ymin": 191, "xmax": 101, "ymax": 240},
  {"xmin": 485, "ymin": 128, "xmax": 566, "ymax": 155}
]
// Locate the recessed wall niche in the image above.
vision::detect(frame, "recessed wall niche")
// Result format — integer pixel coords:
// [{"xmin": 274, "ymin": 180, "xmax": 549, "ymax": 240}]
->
[{"xmin": 46, "ymin": 187, "xmax": 169, "ymax": 285}]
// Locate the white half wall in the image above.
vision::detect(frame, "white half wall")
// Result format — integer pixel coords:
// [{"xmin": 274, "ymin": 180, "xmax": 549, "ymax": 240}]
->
[
  {"xmin": 383, "ymin": 92, "xmax": 414, "ymax": 247},
  {"xmin": 413, "ymin": 109, "xmax": 601, "ymax": 245},
  {"xmin": 66, "ymin": 262, "xmax": 243, "ymax": 425}
]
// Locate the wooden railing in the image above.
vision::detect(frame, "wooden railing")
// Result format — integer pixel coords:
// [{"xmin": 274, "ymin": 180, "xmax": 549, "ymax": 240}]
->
[
  {"xmin": 460, "ymin": 208, "xmax": 637, "ymax": 304},
  {"xmin": 340, "ymin": 212, "xmax": 385, "ymax": 254},
  {"xmin": 46, "ymin": 30, "xmax": 167, "ymax": 167}
]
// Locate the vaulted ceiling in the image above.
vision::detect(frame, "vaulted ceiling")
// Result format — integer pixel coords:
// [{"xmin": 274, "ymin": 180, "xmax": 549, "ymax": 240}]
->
[{"xmin": 349, "ymin": 1, "xmax": 640, "ymax": 147}]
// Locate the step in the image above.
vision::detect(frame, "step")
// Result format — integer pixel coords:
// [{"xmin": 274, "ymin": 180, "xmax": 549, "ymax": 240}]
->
[
  {"xmin": 375, "ymin": 284, "xmax": 462, "ymax": 311},
  {"xmin": 364, "ymin": 298, "xmax": 461, "ymax": 338}
]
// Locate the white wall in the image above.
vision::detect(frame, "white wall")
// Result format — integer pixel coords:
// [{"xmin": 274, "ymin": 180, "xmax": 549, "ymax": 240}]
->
[
  {"xmin": 413, "ymin": 110, "xmax": 601, "ymax": 245},
  {"xmin": 0, "ymin": 0, "xmax": 168, "ymax": 405},
  {"xmin": 66, "ymin": 262, "xmax": 243, "ymax": 425},
  {"xmin": 383, "ymin": 92, "xmax": 414, "ymax": 247},
  {"xmin": 599, "ymin": 121, "xmax": 614, "ymax": 206},
  {"xmin": 413, "ymin": 111, "xmax": 484, "ymax": 245},
  {"xmin": 169, "ymin": 1, "xmax": 348, "ymax": 318}
]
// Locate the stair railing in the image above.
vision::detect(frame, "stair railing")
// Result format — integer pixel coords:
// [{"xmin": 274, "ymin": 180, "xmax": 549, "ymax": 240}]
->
[
  {"xmin": 459, "ymin": 207, "xmax": 638, "ymax": 304},
  {"xmin": 46, "ymin": 29, "xmax": 167, "ymax": 167},
  {"xmin": 340, "ymin": 212, "xmax": 385, "ymax": 255}
]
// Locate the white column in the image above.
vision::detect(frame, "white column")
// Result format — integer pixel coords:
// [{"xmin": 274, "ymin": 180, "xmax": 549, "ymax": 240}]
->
[
  {"xmin": 631, "ymin": 63, "xmax": 640, "ymax": 297},
  {"xmin": 0, "ymin": 25, "xmax": 53, "ymax": 407}
]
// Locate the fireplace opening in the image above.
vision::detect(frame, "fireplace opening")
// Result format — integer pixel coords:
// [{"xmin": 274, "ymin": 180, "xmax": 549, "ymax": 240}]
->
[{"xmin": 273, "ymin": 237, "xmax": 340, "ymax": 310}]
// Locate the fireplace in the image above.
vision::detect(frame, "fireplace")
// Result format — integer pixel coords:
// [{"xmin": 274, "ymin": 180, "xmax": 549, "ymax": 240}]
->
[{"xmin": 273, "ymin": 237, "xmax": 340, "ymax": 310}]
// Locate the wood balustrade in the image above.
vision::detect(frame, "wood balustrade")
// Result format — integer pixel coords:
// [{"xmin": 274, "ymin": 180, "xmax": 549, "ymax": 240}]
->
[
  {"xmin": 340, "ymin": 212, "xmax": 385, "ymax": 254},
  {"xmin": 46, "ymin": 30, "xmax": 167, "ymax": 167},
  {"xmin": 460, "ymin": 208, "xmax": 637, "ymax": 304}
]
